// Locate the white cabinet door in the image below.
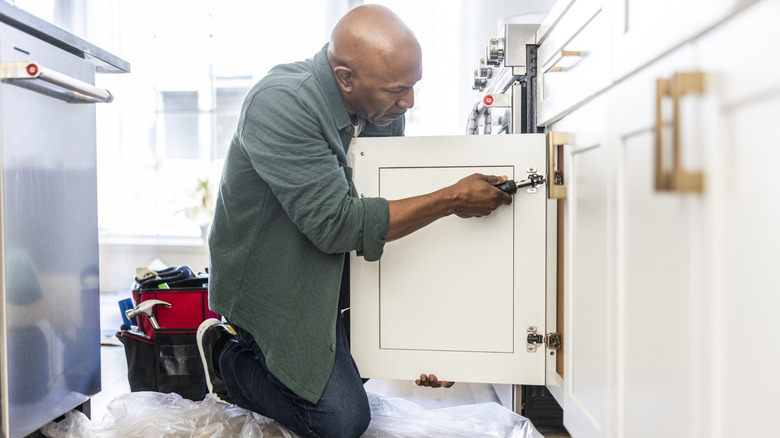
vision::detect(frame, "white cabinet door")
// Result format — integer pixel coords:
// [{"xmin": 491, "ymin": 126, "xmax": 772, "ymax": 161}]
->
[
  {"xmin": 546, "ymin": 95, "xmax": 613, "ymax": 437},
  {"xmin": 693, "ymin": 2, "xmax": 780, "ymax": 436},
  {"xmin": 349, "ymin": 134, "xmax": 549, "ymax": 385},
  {"xmin": 609, "ymin": 45, "xmax": 712, "ymax": 437}
]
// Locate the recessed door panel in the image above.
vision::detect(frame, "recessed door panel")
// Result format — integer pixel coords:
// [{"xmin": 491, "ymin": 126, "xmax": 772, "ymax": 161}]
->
[
  {"xmin": 379, "ymin": 166, "xmax": 515, "ymax": 353},
  {"xmin": 349, "ymin": 134, "xmax": 548, "ymax": 385}
]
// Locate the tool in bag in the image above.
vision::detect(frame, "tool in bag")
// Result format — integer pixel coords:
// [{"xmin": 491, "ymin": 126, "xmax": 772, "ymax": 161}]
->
[
  {"xmin": 129, "ymin": 266, "xmax": 217, "ymax": 339},
  {"xmin": 125, "ymin": 299, "xmax": 171, "ymax": 330},
  {"xmin": 116, "ymin": 265, "xmax": 219, "ymax": 401}
]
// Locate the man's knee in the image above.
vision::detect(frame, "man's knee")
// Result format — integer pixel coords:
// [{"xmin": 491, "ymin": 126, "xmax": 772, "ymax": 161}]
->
[{"xmin": 317, "ymin": 396, "xmax": 371, "ymax": 438}]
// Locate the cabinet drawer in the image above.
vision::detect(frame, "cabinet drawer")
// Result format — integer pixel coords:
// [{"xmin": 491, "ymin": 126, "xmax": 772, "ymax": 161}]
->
[
  {"xmin": 537, "ymin": 0, "xmax": 611, "ymax": 126},
  {"xmin": 611, "ymin": 0, "xmax": 747, "ymax": 81}
]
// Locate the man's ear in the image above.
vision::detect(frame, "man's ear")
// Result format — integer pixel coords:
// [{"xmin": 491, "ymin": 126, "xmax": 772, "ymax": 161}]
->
[{"xmin": 333, "ymin": 66, "xmax": 354, "ymax": 92}]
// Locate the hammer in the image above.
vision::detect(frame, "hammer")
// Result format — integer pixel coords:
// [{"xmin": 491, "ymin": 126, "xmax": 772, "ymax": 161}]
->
[{"xmin": 125, "ymin": 299, "xmax": 171, "ymax": 330}]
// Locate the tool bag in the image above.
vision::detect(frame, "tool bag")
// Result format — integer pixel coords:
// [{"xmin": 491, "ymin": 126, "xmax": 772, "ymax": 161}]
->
[
  {"xmin": 116, "ymin": 266, "xmax": 218, "ymax": 401},
  {"xmin": 130, "ymin": 266, "xmax": 219, "ymax": 339}
]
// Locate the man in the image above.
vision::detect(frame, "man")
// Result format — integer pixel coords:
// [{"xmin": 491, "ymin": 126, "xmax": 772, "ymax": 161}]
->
[{"xmin": 197, "ymin": 5, "xmax": 512, "ymax": 438}]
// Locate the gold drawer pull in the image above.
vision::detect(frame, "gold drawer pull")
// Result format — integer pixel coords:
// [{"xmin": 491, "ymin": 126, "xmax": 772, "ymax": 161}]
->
[
  {"xmin": 546, "ymin": 50, "xmax": 584, "ymax": 73},
  {"xmin": 654, "ymin": 71, "xmax": 706, "ymax": 193}
]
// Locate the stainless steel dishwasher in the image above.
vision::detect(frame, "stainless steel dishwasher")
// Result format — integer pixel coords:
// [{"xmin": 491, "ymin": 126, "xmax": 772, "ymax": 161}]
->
[{"xmin": 0, "ymin": 4, "xmax": 128, "ymax": 436}]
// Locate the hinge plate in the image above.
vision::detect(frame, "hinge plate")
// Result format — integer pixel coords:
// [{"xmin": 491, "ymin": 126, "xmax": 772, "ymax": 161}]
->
[{"xmin": 526, "ymin": 326, "xmax": 562, "ymax": 352}]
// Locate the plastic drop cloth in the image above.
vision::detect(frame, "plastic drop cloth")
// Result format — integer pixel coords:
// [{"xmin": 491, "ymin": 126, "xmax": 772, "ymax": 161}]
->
[{"xmin": 41, "ymin": 392, "xmax": 543, "ymax": 438}]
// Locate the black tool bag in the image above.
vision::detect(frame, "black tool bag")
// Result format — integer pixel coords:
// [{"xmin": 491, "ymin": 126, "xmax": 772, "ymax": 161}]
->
[
  {"xmin": 116, "ymin": 266, "xmax": 213, "ymax": 401},
  {"xmin": 116, "ymin": 328, "xmax": 207, "ymax": 401}
]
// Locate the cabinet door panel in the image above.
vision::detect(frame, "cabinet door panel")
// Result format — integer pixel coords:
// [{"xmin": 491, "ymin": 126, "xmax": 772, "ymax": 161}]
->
[
  {"xmin": 620, "ymin": 131, "xmax": 698, "ymax": 437},
  {"xmin": 694, "ymin": 2, "xmax": 780, "ymax": 435},
  {"xmin": 378, "ymin": 166, "xmax": 515, "ymax": 353},
  {"xmin": 548, "ymin": 95, "xmax": 612, "ymax": 436},
  {"xmin": 349, "ymin": 134, "xmax": 548, "ymax": 385},
  {"xmin": 611, "ymin": 45, "xmax": 707, "ymax": 437}
]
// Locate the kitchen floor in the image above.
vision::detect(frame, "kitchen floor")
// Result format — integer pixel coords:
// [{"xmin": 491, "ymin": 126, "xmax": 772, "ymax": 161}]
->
[{"xmin": 94, "ymin": 291, "xmax": 568, "ymax": 437}]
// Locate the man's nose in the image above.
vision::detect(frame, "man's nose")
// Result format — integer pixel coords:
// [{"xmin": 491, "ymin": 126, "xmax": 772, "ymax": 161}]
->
[{"xmin": 397, "ymin": 88, "xmax": 415, "ymax": 109}]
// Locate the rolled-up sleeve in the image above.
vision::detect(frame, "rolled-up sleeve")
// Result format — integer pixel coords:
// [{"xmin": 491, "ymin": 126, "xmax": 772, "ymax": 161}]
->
[{"xmin": 358, "ymin": 196, "xmax": 389, "ymax": 261}]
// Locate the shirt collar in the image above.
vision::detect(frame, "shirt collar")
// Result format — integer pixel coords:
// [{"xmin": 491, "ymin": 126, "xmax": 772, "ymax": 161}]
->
[{"xmin": 312, "ymin": 43, "xmax": 353, "ymax": 132}]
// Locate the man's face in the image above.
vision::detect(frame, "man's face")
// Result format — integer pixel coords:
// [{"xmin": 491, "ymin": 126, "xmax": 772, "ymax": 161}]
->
[{"xmin": 349, "ymin": 53, "xmax": 422, "ymax": 126}]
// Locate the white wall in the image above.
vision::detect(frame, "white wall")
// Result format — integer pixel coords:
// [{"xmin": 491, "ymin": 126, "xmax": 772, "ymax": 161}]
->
[{"xmin": 99, "ymin": 242, "xmax": 209, "ymax": 293}]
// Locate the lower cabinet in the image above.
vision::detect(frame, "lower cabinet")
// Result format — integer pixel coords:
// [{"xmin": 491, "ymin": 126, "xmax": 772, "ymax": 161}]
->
[
  {"xmin": 694, "ymin": 2, "xmax": 780, "ymax": 436},
  {"xmin": 540, "ymin": 1, "xmax": 780, "ymax": 436},
  {"xmin": 546, "ymin": 94, "xmax": 613, "ymax": 436},
  {"xmin": 347, "ymin": 2, "xmax": 779, "ymax": 436},
  {"xmin": 609, "ymin": 43, "xmax": 709, "ymax": 438}
]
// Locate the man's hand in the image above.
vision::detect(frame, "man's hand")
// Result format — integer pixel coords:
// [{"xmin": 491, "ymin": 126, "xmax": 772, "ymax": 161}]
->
[
  {"xmin": 447, "ymin": 173, "xmax": 512, "ymax": 219},
  {"xmin": 415, "ymin": 374, "xmax": 454, "ymax": 388}
]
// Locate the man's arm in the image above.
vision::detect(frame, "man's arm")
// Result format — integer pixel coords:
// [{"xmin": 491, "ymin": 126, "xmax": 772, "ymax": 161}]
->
[{"xmin": 386, "ymin": 173, "xmax": 512, "ymax": 242}]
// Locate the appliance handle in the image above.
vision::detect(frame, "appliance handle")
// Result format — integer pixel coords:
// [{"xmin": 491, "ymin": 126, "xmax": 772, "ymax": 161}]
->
[{"xmin": 0, "ymin": 62, "xmax": 113, "ymax": 103}]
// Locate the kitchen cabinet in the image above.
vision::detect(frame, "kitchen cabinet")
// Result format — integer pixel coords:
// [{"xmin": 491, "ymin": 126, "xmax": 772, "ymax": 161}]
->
[
  {"xmin": 349, "ymin": 134, "xmax": 550, "ymax": 387},
  {"xmin": 546, "ymin": 94, "xmax": 612, "ymax": 436},
  {"xmin": 608, "ymin": 45, "xmax": 708, "ymax": 437},
  {"xmin": 691, "ymin": 2, "xmax": 780, "ymax": 435},
  {"xmin": 350, "ymin": 0, "xmax": 779, "ymax": 435},
  {"xmin": 537, "ymin": 0, "xmax": 779, "ymax": 436}
]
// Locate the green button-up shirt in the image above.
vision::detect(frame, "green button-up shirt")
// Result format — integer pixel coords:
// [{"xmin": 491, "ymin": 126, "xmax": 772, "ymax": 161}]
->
[{"xmin": 208, "ymin": 44, "xmax": 403, "ymax": 404}]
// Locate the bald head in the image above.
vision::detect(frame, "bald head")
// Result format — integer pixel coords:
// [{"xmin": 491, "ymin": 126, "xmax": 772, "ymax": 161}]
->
[
  {"xmin": 328, "ymin": 4, "xmax": 421, "ymax": 75},
  {"xmin": 327, "ymin": 5, "xmax": 422, "ymax": 126}
]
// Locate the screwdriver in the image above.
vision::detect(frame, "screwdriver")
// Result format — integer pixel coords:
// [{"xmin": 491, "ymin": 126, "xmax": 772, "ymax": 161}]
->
[{"xmin": 494, "ymin": 174, "xmax": 545, "ymax": 195}]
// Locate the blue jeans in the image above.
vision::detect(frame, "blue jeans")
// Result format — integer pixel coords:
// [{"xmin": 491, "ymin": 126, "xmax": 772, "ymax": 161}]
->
[{"xmin": 218, "ymin": 312, "xmax": 370, "ymax": 438}]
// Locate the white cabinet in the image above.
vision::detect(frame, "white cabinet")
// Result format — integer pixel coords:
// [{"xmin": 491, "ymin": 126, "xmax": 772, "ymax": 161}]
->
[
  {"xmin": 547, "ymin": 95, "xmax": 613, "ymax": 436},
  {"xmin": 692, "ymin": 2, "xmax": 780, "ymax": 436},
  {"xmin": 348, "ymin": 1, "xmax": 779, "ymax": 435},
  {"xmin": 537, "ymin": 0, "xmax": 780, "ymax": 436},
  {"xmin": 609, "ymin": 45, "xmax": 709, "ymax": 437},
  {"xmin": 349, "ymin": 134, "xmax": 550, "ymax": 386}
]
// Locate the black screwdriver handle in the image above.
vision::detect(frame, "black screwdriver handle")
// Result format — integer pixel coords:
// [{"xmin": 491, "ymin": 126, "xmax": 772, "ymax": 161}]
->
[{"xmin": 494, "ymin": 180, "xmax": 518, "ymax": 195}]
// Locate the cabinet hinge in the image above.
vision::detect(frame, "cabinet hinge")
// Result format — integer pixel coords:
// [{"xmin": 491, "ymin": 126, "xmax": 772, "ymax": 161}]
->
[{"xmin": 526, "ymin": 326, "xmax": 561, "ymax": 352}]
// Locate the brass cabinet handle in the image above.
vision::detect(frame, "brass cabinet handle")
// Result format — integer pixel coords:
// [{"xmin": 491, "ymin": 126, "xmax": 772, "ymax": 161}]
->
[
  {"xmin": 545, "ymin": 50, "xmax": 584, "ymax": 73},
  {"xmin": 655, "ymin": 78, "xmax": 672, "ymax": 191},
  {"xmin": 547, "ymin": 131, "xmax": 572, "ymax": 199},
  {"xmin": 654, "ymin": 71, "xmax": 706, "ymax": 193}
]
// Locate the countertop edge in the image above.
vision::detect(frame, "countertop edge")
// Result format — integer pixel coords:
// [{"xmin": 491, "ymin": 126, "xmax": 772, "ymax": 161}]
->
[{"xmin": 0, "ymin": 2, "xmax": 130, "ymax": 73}]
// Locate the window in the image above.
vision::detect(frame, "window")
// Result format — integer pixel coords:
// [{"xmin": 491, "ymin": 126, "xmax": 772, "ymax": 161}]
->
[{"xmin": 89, "ymin": 0, "xmax": 332, "ymax": 242}]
